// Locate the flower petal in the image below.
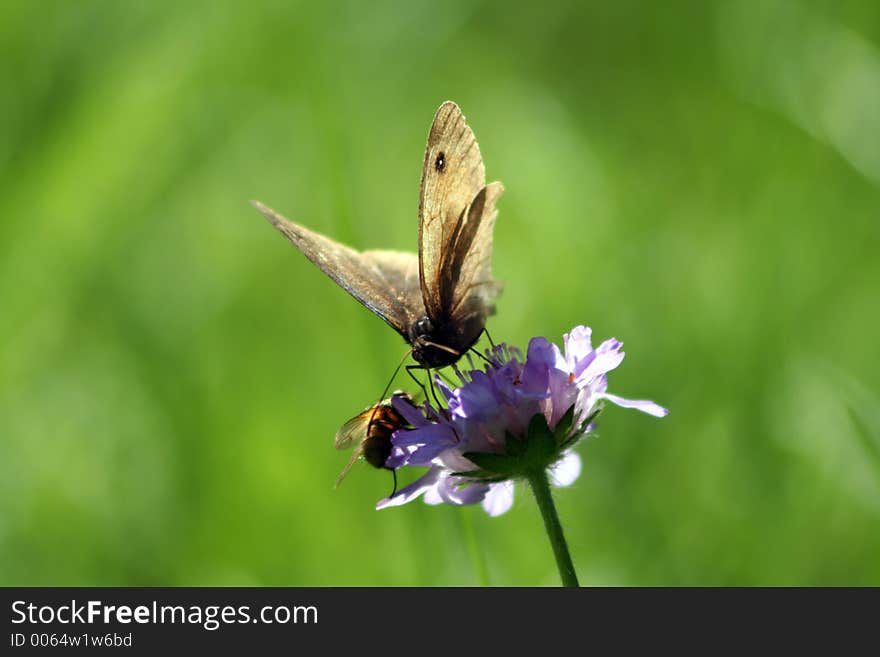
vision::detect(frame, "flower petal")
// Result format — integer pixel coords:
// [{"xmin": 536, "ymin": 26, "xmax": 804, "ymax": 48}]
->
[
  {"xmin": 563, "ymin": 325, "xmax": 593, "ymax": 371},
  {"xmin": 423, "ymin": 480, "xmax": 446, "ymax": 505},
  {"xmin": 435, "ymin": 448, "xmax": 479, "ymax": 473},
  {"xmin": 375, "ymin": 467, "xmax": 442, "ymax": 510},
  {"xmin": 521, "ymin": 337, "xmax": 566, "ymax": 394},
  {"xmin": 452, "ymin": 370, "xmax": 499, "ymax": 420},
  {"xmin": 575, "ymin": 338, "xmax": 625, "ymax": 382},
  {"xmin": 546, "ymin": 367, "xmax": 578, "ymax": 429},
  {"xmin": 439, "ymin": 477, "xmax": 490, "ymax": 506},
  {"xmin": 385, "ymin": 443, "xmax": 416, "ymax": 469},
  {"xmin": 549, "ymin": 450, "xmax": 582, "ymax": 487},
  {"xmin": 436, "ymin": 376, "xmax": 455, "ymax": 404},
  {"xmin": 602, "ymin": 393, "xmax": 669, "ymax": 417},
  {"xmin": 392, "ymin": 422, "xmax": 457, "ymax": 449},
  {"xmin": 481, "ymin": 480, "xmax": 515, "ymax": 516},
  {"xmin": 392, "ymin": 395, "xmax": 430, "ymax": 428}
]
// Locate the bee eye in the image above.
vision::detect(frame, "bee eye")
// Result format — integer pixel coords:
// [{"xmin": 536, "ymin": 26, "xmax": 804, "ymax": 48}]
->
[{"xmin": 435, "ymin": 152, "xmax": 446, "ymax": 172}]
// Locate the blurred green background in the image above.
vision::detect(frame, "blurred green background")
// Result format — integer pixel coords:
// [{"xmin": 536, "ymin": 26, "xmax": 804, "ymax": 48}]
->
[{"xmin": 2, "ymin": 0, "xmax": 879, "ymax": 586}]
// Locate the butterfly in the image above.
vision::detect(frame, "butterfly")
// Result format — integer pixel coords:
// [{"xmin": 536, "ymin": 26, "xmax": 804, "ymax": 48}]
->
[{"xmin": 253, "ymin": 101, "xmax": 503, "ymax": 370}]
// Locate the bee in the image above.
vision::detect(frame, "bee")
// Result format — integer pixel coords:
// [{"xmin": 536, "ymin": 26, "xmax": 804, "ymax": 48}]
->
[{"xmin": 334, "ymin": 392, "xmax": 413, "ymax": 487}]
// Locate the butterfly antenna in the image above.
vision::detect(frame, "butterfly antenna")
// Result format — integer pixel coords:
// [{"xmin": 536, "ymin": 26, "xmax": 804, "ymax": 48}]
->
[{"xmin": 421, "ymin": 340, "xmax": 460, "ymax": 357}]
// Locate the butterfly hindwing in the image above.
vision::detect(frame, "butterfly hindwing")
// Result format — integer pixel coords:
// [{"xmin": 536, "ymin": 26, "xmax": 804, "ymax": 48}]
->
[
  {"xmin": 440, "ymin": 181, "xmax": 504, "ymax": 320},
  {"xmin": 360, "ymin": 250, "xmax": 423, "ymax": 329}
]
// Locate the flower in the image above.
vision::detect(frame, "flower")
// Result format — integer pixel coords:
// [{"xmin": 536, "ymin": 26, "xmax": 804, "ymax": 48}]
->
[{"xmin": 376, "ymin": 326, "xmax": 668, "ymax": 516}]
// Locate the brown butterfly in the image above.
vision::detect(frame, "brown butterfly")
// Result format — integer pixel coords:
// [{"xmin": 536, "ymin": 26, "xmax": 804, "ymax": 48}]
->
[
  {"xmin": 333, "ymin": 392, "xmax": 412, "ymax": 486},
  {"xmin": 253, "ymin": 101, "xmax": 503, "ymax": 369}
]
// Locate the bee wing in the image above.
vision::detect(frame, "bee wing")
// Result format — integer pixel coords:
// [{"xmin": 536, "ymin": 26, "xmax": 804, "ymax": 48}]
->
[
  {"xmin": 334, "ymin": 411, "xmax": 373, "ymax": 488},
  {"xmin": 334, "ymin": 448, "xmax": 365, "ymax": 488},
  {"xmin": 334, "ymin": 410, "xmax": 373, "ymax": 450}
]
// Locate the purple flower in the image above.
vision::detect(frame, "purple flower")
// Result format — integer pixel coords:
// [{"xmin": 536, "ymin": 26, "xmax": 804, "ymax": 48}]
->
[{"xmin": 376, "ymin": 326, "xmax": 668, "ymax": 516}]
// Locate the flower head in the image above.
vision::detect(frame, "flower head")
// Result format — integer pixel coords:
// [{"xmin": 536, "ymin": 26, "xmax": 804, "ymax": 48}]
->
[{"xmin": 377, "ymin": 326, "xmax": 667, "ymax": 516}]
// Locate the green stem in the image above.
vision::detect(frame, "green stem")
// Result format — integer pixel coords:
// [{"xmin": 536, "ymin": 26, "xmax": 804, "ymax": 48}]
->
[
  {"xmin": 527, "ymin": 468, "xmax": 579, "ymax": 587},
  {"xmin": 458, "ymin": 507, "xmax": 489, "ymax": 586}
]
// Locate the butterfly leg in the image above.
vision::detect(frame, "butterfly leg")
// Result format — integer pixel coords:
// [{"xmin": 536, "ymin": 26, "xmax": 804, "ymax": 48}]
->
[
  {"xmin": 482, "ymin": 327, "xmax": 496, "ymax": 349},
  {"xmin": 406, "ymin": 364, "xmax": 447, "ymax": 410},
  {"xmin": 435, "ymin": 368, "xmax": 459, "ymax": 390},
  {"xmin": 405, "ymin": 364, "xmax": 432, "ymax": 407},
  {"xmin": 468, "ymin": 346, "xmax": 492, "ymax": 365},
  {"xmin": 406, "ymin": 365, "xmax": 464, "ymax": 442},
  {"xmin": 426, "ymin": 369, "xmax": 446, "ymax": 409},
  {"xmin": 372, "ymin": 348, "xmax": 413, "ymax": 406},
  {"xmin": 464, "ymin": 327, "xmax": 496, "ymax": 365}
]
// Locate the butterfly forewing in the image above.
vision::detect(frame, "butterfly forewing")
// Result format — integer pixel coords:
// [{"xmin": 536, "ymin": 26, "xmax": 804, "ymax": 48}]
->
[
  {"xmin": 253, "ymin": 201, "xmax": 418, "ymax": 338},
  {"xmin": 418, "ymin": 101, "xmax": 486, "ymax": 321}
]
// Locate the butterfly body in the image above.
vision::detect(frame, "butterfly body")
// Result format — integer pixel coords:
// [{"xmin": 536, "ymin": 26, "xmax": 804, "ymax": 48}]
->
[
  {"xmin": 254, "ymin": 101, "xmax": 502, "ymax": 369},
  {"xmin": 407, "ymin": 311, "xmax": 481, "ymax": 368}
]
